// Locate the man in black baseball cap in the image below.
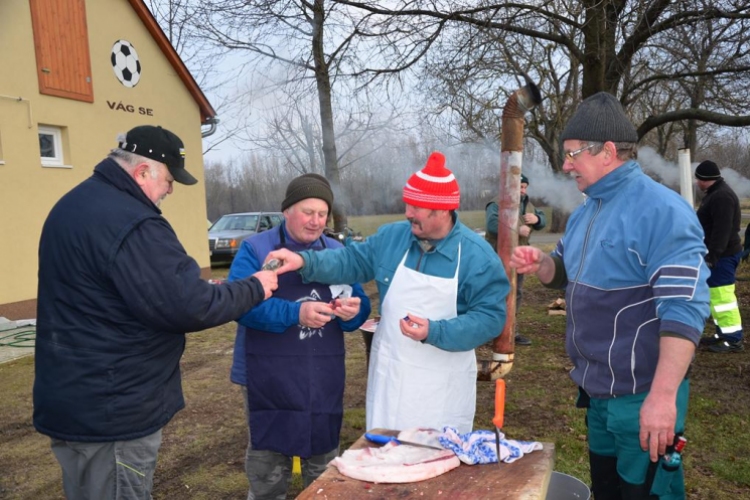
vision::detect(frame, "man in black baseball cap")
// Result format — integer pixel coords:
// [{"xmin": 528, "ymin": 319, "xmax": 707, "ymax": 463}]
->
[
  {"xmin": 34, "ymin": 124, "xmax": 281, "ymax": 499},
  {"xmin": 118, "ymin": 125, "xmax": 197, "ymax": 185}
]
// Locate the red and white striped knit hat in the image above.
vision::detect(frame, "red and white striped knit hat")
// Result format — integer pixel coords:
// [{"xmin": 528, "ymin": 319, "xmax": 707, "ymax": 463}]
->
[{"xmin": 402, "ymin": 152, "xmax": 460, "ymax": 210}]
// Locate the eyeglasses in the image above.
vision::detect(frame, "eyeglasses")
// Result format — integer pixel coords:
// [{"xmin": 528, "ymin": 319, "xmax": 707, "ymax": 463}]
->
[{"xmin": 564, "ymin": 144, "xmax": 595, "ymax": 162}]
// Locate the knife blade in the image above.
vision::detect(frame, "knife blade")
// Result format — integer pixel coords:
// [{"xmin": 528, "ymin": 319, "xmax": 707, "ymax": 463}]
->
[{"xmin": 364, "ymin": 432, "xmax": 444, "ymax": 451}]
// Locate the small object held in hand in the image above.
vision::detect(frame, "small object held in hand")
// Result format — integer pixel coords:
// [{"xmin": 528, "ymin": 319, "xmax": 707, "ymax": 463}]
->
[
  {"xmin": 328, "ymin": 300, "xmax": 339, "ymax": 319},
  {"xmin": 261, "ymin": 258, "xmax": 281, "ymax": 271},
  {"xmin": 403, "ymin": 315, "xmax": 417, "ymax": 328}
]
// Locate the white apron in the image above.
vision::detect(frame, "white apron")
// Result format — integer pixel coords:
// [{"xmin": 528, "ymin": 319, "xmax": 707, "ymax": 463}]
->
[{"xmin": 366, "ymin": 245, "xmax": 477, "ymax": 433}]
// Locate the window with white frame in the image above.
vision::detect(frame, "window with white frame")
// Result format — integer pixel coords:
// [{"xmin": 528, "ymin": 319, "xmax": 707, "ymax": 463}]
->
[{"xmin": 39, "ymin": 125, "xmax": 64, "ymax": 167}]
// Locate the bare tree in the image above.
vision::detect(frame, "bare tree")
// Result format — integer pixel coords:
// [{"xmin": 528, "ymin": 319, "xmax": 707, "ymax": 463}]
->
[
  {"xmin": 145, "ymin": 0, "xmax": 251, "ymax": 155},
  {"xmin": 173, "ymin": 0, "xmax": 376, "ymax": 230},
  {"xmin": 330, "ymin": 0, "xmax": 750, "ymax": 230},
  {"xmin": 334, "ymin": 0, "xmax": 750, "ymax": 143}
]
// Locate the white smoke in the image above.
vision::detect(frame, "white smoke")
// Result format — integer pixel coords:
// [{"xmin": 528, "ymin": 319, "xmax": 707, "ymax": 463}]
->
[
  {"xmin": 522, "ymin": 160, "xmax": 584, "ymax": 213},
  {"xmin": 524, "ymin": 146, "xmax": 750, "ymax": 214},
  {"xmin": 639, "ymin": 146, "xmax": 750, "ymax": 200}
]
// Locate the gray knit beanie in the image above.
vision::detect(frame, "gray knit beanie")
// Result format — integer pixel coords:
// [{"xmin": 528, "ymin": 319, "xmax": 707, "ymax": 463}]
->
[
  {"xmin": 281, "ymin": 173, "xmax": 334, "ymax": 212},
  {"xmin": 561, "ymin": 92, "xmax": 638, "ymax": 143}
]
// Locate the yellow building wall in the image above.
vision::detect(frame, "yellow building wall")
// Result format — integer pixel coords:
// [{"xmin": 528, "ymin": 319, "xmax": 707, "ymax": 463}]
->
[{"xmin": 0, "ymin": 0, "xmax": 211, "ymax": 315}]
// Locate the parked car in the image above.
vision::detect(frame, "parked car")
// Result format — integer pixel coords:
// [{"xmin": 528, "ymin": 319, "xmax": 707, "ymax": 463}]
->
[{"xmin": 208, "ymin": 211, "xmax": 284, "ymax": 264}]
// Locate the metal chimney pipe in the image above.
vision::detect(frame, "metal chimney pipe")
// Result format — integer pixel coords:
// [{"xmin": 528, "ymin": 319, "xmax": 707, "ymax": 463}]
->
[{"xmin": 477, "ymin": 77, "xmax": 542, "ymax": 381}]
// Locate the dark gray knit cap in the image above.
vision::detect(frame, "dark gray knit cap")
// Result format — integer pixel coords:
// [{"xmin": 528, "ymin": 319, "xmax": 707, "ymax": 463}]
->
[
  {"xmin": 281, "ymin": 173, "xmax": 334, "ymax": 212},
  {"xmin": 695, "ymin": 160, "xmax": 721, "ymax": 180},
  {"xmin": 561, "ymin": 92, "xmax": 638, "ymax": 143}
]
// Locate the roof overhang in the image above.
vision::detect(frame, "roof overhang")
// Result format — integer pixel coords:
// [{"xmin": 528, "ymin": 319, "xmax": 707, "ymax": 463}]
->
[{"xmin": 129, "ymin": 0, "xmax": 217, "ymax": 124}]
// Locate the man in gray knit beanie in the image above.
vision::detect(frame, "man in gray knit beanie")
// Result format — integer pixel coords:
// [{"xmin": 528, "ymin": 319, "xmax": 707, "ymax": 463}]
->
[
  {"xmin": 558, "ymin": 91, "xmax": 640, "ymax": 191},
  {"xmin": 560, "ymin": 91, "xmax": 639, "ymax": 143},
  {"xmin": 510, "ymin": 91, "xmax": 710, "ymax": 498}
]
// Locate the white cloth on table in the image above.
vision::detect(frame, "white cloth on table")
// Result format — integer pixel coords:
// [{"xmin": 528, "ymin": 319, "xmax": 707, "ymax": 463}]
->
[{"xmin": 437, "ymin": 426, "xmax": 543, "ymax": 465}]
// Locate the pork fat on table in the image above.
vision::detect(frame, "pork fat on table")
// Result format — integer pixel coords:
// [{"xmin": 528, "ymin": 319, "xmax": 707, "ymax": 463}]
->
[{"xmin": 329, "ymin": 428, "xmax": 460, "ymax": 483}]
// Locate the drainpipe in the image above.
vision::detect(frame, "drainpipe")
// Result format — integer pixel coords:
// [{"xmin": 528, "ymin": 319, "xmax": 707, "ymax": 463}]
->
[
  {"xmin": 201, "ymin": 117, "xmax": 220, "ymax": 138},
  {"xmin": 0, "ymin": 94, "xmax": 33, "ymax": 128},
  {"xmin": 477, "ymin": 77, "xmax": 542, "ymax": 381}
]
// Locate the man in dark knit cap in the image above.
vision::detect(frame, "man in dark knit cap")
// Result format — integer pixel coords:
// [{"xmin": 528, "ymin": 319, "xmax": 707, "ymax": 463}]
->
[
  {"xmin": 227, "ymin": 172, "xmax": 370, "ymax": 499},
  {"xmin": 510, "ymin": 92, "xmax": 709, "ymax": 499},
  {"xmin": 485, "ymin": 173, "xmax": 546, "ymax": 345},
  {"xmin": 694, "ymin": 160, "xmax": 744, "ymax": 353}
]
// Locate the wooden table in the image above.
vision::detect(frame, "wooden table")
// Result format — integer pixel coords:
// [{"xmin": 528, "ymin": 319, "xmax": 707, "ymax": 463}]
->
[{"xmin": 297, "ymin": 429, "xmax": 555, "ymax": 499}]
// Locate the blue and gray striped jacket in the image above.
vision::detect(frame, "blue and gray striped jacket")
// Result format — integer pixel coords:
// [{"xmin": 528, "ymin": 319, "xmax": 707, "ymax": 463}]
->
[{"xmin": 553, "ymin": 160, "xmax": 710, "ymax": 398}]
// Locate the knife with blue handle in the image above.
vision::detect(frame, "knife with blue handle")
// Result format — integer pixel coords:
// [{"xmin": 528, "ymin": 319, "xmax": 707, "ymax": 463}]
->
[{"xmin": 364, "ymin": 432, "xmax": 443, "ymax": 450}]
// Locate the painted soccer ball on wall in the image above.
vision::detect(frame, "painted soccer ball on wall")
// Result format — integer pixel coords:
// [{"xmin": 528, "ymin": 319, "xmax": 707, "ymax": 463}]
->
[{"xmin": 111, "ymin": 39, "xmax": 142, "ymax": 88}]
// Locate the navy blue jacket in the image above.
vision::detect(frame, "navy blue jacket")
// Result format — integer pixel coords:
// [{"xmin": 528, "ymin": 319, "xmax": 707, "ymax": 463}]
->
[{"xmin": 34, "ymin": 158, "xmax": 266, "ymax": 442}]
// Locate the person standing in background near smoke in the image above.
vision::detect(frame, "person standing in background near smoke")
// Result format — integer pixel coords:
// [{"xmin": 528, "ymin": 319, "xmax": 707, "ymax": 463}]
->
[
  {"xmin": 694, "ymin": 160, "xmax": 744, "ymax": 353},
  {"xmin": 510, "ymin": 92, "xmax": 709, "ymax": 499},
  {"xmin": 227, "ymin": 173, "xmax": 370, "ymax": 500},
  {"xmin": 266, "ymin": 152, "xmax": 509, "ymax": 435},
  {"xmin": 485, "ymin": 173, "xmax": 546, "ymax": 346}
]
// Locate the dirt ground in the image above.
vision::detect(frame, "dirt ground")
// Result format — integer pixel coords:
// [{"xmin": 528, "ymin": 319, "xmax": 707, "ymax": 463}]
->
[{"xmin": 2, "ymin": 267, "xmax": 749, "ymax": 499}]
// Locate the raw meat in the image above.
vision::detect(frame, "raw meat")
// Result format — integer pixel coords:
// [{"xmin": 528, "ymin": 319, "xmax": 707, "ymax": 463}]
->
[
  {"xmin": 398, "ymin": 427, "xmax": 443, "ymax": 448},
  {"xmin": 330, "ymin": 442, "xmax": 460, "ymax": 483}
]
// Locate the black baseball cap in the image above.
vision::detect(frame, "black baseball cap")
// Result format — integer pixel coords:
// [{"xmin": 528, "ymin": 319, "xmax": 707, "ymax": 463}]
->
[{"xmin": 118, "ymin": 125, "xmax": 197, "ymax": 185}]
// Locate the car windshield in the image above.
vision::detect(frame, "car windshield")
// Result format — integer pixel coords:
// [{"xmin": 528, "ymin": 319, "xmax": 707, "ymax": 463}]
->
[{"xmin": 210, "ymin": 214, "xmax": 259, "ymax": 232}]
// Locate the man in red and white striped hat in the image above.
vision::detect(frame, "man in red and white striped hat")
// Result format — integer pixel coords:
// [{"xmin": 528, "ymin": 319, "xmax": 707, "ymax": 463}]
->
[{"xmin": 268, "ymin": 151, "xmax": 509, "ymax": 433}]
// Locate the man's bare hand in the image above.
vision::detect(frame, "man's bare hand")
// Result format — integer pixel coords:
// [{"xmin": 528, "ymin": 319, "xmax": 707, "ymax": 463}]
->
[
  {"xmin": 265, "ymin": 249, "xmax": 304, "ymax": 274},
  {"xmin": 639, "ymin": 392, "xmax": 676, "ymax": 462},
  {"xmin": 252, "ymin": 270, "xmax": 278, "ymax": 300},
  {"xmin": 519, "ymin": 225, "xmax": 531, "ymax": 238},
  {"xmin": 400, "ymin": 313, "xmax": 428, "ymax": 341},
  {"xmin": 510, "ymin": 246, "xmax": 543, "ymax": 274},
  {"xmin": 299, "ymin": 301, "xmax": 335, "ymax": 329},
  {"xmin": 522, "ymin": 213, "xmax": 539, "ymax": 225},
  {"xmin": 331, "ymin": 297, "xmax": 361, "ymax": 322}
]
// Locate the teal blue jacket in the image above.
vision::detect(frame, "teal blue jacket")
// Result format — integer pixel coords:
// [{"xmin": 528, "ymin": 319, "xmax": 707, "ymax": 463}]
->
[{"xmin": 300, "ymin": 214, "xmax": 509, "ymax": 352}]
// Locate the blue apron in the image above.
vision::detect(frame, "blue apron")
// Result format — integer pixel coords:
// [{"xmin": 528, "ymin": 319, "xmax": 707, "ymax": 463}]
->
[{"xmin": 245, "ymin": 233, "xmax": 345, "ymax": 458}]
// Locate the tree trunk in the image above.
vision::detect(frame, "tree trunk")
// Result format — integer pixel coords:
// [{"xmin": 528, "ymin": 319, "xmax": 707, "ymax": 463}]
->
[
  {"xmin": 312, "ymin": 0, "xmax": 347, "ymax": 231},
  {"xmin": 550, "ymin": 207, "xmax": 569, "ymax": 234}
]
